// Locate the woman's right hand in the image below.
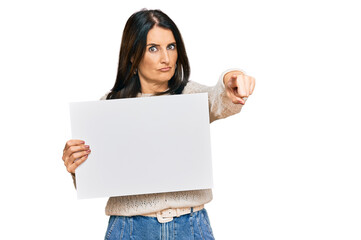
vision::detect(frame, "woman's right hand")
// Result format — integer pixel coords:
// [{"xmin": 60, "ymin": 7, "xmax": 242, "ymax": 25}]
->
[{"xmin": 62, "ymin": 139, "xmax": 91, "ymax": 174}]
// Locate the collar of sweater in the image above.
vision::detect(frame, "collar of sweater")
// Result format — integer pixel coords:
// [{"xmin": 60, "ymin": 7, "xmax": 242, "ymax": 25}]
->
[{"xmin": 137, "ymin": 89, "xmax": 170, "ymax": 97}]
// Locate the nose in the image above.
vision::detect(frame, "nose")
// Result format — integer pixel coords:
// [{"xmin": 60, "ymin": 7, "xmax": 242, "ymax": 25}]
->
[{"xmin": 160, "ymin": 49, "xmax": 170, "ymax": 64}]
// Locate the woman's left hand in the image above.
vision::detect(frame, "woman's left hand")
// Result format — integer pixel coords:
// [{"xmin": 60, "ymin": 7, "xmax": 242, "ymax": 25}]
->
[{"xmin": 223, "ymin": 71, "xmax": 255, "ymax": 105}]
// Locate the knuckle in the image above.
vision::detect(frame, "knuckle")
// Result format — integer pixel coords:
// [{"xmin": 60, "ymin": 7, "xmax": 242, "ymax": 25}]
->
[
  {"xmin": 68, "ymin": 155, "xmax": 75, "ymax": 162},
  {"xmin": 71, "ymin": 153, "xmax": 79, "ymax": 160},
  {"xmin": 75, "ymin": 152, "xmax": 83, "ymax": 158}
]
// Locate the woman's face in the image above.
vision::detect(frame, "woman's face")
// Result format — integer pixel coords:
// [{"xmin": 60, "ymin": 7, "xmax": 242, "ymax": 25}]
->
[{"xmin": 137, "ymin": 25, "xmax": 178, "ymax": 94}]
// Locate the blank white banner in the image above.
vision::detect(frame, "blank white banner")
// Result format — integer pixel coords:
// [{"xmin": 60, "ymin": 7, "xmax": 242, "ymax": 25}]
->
[{"xmin": 69, "ymin": 93, "xmax": 213, "ymax": 199}]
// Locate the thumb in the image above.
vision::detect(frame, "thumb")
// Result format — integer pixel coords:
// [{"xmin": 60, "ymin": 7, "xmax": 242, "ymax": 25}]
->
[
  {"xmin": 227, "ymin": 74, "xmax": 238, "ymax": 88},
  {"xmin": 230, "ymin": 74, "xmax": 238, "ymax": 80}
]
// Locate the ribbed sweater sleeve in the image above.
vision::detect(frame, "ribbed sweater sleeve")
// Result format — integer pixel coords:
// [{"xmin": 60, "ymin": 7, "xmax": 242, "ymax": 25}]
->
[{"xmin": 183, "ymin": 69, "xmax": 244, "ymax": 123}]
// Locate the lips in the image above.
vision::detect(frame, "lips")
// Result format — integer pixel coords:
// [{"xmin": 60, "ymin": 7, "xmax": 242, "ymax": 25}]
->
[{"xmin": 159, "ymin": 67, "xmax": 171, "ymax": 72}]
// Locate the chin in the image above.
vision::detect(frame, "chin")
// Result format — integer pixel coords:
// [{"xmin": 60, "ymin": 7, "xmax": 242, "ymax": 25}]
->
[{"xmin": 159, "ymin": 72, "xmax": 175, "ymax": 81}]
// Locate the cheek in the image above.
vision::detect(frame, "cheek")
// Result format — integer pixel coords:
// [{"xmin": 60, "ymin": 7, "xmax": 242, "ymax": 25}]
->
[
  {"xmin": 139, "ymin": 54, "xmax": 158, "ymax": 72},
  {"xmin": 172, "ymin": 52, "xmax": 178, "ymax": 63}
]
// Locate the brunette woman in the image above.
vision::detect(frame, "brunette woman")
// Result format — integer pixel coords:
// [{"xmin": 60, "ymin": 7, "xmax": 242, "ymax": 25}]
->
[{"xmin": 62, "ymin": 9, "xmax": 255, "ymax": 239}]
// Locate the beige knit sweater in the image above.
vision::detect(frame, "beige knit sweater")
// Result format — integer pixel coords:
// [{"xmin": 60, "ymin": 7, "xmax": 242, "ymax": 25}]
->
[{"xmin": 71, "ymin": 70, "xmax": 244, "ymax": 216}]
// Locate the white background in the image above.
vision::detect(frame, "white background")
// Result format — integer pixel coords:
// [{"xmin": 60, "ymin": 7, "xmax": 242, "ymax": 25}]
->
[{"xmin": 1, "ymin": 0, "xmax": 360, "ymax": 239}]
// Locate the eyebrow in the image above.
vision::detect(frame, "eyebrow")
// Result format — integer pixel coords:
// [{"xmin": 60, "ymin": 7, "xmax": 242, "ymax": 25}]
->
[{"xmin": 146, "ymin": 42, "xmax": 177, "ymax": 46}]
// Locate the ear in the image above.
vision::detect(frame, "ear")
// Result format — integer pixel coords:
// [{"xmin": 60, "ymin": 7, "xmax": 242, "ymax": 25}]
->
[{"xmin": 130, "ymin": 56, "xmax": 134, "ymax": 63}]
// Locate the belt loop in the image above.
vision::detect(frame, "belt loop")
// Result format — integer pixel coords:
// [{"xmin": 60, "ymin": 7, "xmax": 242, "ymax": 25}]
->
[
  {"xmin": 190, "ymin": 207, "xmax": 194, "ymax": 216},
  {"xmin": 176, "ymin": 208, "xmax": 181, "ymax": 217}
]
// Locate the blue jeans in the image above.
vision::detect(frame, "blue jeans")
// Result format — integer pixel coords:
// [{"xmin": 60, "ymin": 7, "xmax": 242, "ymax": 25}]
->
[{"xmin": 104, "ymin": 208, "xmax": 215, "ymax": 239}]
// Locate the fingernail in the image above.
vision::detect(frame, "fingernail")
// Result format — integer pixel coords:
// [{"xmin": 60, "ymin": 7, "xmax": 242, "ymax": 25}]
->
[
  {"xmin": 87, "ymin": 149, "xmax": 91, "ymax": 153},
  {"xmin": 85, "ymin": 145, "xmax": 89, "ymax": 149}
]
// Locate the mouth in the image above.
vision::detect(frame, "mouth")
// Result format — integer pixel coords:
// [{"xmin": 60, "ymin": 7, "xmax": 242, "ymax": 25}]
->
[{"xmin": 159, "ymin": 67, "xmax": 172, "ymax": 72}]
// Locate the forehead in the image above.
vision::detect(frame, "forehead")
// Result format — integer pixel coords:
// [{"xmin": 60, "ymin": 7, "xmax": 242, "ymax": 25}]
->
[{"xmin": 147, "ymin": 26, "xmax": 175, "ymax": 44}]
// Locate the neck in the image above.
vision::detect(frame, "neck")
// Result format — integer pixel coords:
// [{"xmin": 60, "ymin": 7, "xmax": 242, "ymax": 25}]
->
[{"xmin": 139, "ymin": 79, "xmax": 169, "ymax": 94}]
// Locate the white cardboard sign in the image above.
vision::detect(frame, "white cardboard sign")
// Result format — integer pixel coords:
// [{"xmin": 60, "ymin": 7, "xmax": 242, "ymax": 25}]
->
[{"xmin": 69, "ymin": 93, "xmax": 213, "ymax": 199}]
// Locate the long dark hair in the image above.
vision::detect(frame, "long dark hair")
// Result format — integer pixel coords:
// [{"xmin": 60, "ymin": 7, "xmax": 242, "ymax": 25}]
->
[{"xmin": 106, "ymin": 9, "xmax": 190, "ymax": 99}]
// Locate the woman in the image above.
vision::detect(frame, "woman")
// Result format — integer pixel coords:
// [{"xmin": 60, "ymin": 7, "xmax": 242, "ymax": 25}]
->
[{"xmin": 62, "ymin": 9, "xmax": 255, "ymax": 239}]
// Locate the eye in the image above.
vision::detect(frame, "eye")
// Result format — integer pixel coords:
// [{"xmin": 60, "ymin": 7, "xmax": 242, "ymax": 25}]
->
[
  {"xmin": 149, "ymin": 46, "xmax": 158, "ymax": 52},
  {"xmin": 167, "ymin": 44, "xmax": 176, "ymax": 50}
]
